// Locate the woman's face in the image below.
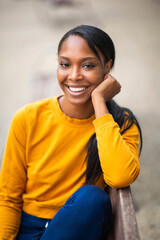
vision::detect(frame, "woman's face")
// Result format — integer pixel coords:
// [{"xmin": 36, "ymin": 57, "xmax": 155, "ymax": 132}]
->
[{"xmin": 57, "ymin": 35, "xmax": 106, "ymax": 106}]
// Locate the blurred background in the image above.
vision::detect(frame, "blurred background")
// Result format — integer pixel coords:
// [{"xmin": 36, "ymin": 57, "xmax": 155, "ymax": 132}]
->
[{"xmin": 0, "ymin": 0, "xmax": 160, "ymax": 239}]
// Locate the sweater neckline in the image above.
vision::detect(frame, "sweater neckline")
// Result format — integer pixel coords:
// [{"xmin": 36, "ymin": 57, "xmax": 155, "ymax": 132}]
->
[{"xmin": 51, "ymin": 96, "xmax": 95, "ymax": 127}]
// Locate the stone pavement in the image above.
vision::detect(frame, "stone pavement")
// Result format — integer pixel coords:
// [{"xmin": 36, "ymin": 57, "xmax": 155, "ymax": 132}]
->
[{"xmin": 0, "ymin": 0, "xmax": 160, "ymax": 239}]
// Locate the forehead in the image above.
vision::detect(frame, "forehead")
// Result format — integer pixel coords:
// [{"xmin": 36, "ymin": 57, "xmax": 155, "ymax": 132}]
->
[{"xmin": 58, "ymin": 35, "xmax": 97, "ymax": 58}]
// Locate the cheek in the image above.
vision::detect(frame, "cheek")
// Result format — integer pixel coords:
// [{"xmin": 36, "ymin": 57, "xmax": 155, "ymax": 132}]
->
[
  {"xmin": 57, "ymin": 68, "xmax": 66, "ymax": 84},
  {"xmin": 92, "ymin": 70, "xmax": 104, "ymax": 86}
]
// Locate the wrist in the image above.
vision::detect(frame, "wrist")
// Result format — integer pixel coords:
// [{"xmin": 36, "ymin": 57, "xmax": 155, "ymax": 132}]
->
[
  {"xmin": 91, "ymin": 93, "xmax": 109, "ymax": 118},
  {"xmin": 91, "ymin": 92, "xmax": 105, "ymax": 105}
]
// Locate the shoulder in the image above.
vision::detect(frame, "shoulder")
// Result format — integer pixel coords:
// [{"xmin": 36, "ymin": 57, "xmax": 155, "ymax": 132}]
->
[
  {"xmin": 26, "ymin": 97, "xmax": 54, "ymax": 113},
  {"xmin": 24, "ymin": 97, "xmax": 56, "ymax": 119},
  {"xmin": 11, "ymin": 97, "xmax": 56, "ymax": 128}
]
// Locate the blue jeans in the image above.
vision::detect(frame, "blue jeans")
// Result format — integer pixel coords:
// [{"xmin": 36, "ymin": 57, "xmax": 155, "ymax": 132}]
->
[{"xmin": 17, "ymin": 185, "xmax": 112, "ymax": 240}]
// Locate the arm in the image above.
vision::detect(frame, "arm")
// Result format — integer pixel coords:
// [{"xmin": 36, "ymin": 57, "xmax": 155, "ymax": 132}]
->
[
  {"xmin": 93, "ymin": 114, "xmax": 140, "ymax": 188},
  {"xmin": 0, "ymin": 107, "xmax": 27, "ymax": 239},
  {"xmin": 91, "ymin": 74, "xmax": 140, "ymax": 188},
  {"xmin": 91, "ymin": 74, "xmax": 121, "ymax": 118}
]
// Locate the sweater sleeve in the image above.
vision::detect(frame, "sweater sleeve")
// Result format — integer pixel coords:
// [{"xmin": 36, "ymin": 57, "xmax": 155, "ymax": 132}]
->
[
  {"xmin": 93, "ymin": 114, "xmax": 140, "ymax": 188},
  {"xmin": 0, "ymin": 107, "xmax": 27, "ymax": 239}
]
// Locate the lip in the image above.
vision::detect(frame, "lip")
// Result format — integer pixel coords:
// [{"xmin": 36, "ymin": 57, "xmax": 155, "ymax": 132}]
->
[
  {"xmin": 65, "ymin": 84, "xmax": 89, "ymax": 88},
  {"xmin": 65, "ymin": 84, "xmax": 90, "ymax": 96}
]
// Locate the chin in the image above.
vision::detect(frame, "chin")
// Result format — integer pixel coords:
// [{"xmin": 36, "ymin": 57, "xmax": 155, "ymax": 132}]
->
[{"xmin": 67, "ymin": 95, "xmax": 92, "ymax": 106}]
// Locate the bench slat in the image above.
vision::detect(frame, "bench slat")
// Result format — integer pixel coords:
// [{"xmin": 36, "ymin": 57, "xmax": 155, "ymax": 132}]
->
[{"xmin": 107, "ymin": 186, "xmax": 140, "ymax": 240}]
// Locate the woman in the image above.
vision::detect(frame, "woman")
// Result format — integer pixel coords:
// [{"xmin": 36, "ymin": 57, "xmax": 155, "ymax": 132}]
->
[{"xmin": 0, "ymin": 25, "xmax": 142, "ymax": 240}]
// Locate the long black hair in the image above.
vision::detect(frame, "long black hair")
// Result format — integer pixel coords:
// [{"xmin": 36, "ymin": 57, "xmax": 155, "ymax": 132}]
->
[{"xmin": 58, "ymin": 25, "xmax": 143, "ymax": 185}]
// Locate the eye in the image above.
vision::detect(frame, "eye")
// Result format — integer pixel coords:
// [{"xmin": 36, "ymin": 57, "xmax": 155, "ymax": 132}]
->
[
  {"xmin": 59, "ymin": 62, "xmax": 70, "ymax": 68},
  {"xmin": 83, "ymin": 63, "xmax": 96, "ymax": 69}
]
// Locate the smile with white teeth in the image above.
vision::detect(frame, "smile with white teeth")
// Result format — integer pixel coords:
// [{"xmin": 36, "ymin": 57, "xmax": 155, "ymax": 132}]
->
[{"xmin": 68, "ymin": 86, "xmax": 87, "ymax": 92}]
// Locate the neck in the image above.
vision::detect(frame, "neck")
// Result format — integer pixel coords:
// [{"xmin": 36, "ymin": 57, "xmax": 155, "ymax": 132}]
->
[{"xmin": 58, "ymin": 96, "xmax": 94, "ymax": 119}]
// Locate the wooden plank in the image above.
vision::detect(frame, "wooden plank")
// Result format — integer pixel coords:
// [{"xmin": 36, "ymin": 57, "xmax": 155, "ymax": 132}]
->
[{"xmin": 107, "ymin": 187, "xmax": 140, "ymax": 240}]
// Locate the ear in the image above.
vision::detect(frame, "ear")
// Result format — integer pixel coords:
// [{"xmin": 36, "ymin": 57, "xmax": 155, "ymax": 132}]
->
[{"xmin": 104, "ymin": 59, "xmax": 113, "ymax": 74}]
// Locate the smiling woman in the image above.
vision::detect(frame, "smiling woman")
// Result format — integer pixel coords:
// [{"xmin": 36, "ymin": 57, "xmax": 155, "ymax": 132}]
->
[{"xmin": 0, "ymin": 25, "xmax": 142, "ymax": 240}]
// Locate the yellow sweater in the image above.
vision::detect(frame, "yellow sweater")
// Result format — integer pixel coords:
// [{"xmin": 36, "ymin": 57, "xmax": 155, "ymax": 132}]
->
[{"xmin": 0, "ymin": 97, "xmax": 140, "ymax": 239}]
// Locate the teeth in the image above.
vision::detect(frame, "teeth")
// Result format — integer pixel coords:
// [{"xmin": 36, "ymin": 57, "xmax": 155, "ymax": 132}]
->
[{"xmin": 69, "ymin": 87, "xmax": 86, "ymax": 92}]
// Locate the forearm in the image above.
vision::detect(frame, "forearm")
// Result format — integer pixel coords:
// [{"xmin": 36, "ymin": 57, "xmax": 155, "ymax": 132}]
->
[
  {"xmin": 0, "ymin": 166, "xmax": 23, "ymax": 239},
  {"xmin": 0, "ymin": 204, "xmax": 21, "ymax": 239},
  {"xmin": 0, "ymin": 107, "xmax": 27, "ymax": 239},
  {"xmin": 93, "ymin": 114, "xmax": 140, "ymax": 188},
  {"xmin": 91, "ymin": 94, "xmax": 109, "ymax": 118}
]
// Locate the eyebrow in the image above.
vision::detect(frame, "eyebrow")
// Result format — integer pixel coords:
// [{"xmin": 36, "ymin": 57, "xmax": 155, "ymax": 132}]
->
[{"xmin": 59, "ymin": 56, "xmax": 98, "ymax": 61}]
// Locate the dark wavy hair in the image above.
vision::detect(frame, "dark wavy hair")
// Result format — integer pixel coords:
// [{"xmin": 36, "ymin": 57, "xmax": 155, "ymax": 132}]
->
[{"xmin": 58, "ymin": 25, "xmax": 142, "ymax": 185}]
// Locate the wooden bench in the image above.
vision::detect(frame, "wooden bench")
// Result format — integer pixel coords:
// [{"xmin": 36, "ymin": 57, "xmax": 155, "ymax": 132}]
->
[{"xmin": 106, "ymin": 186, "xmax": 140, "ymax": 240}]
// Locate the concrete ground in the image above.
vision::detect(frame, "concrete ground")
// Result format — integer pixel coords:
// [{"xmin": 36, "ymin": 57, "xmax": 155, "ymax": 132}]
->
[{"xmin": 0, "ymin": 0, "xmax": 160, "ymax": 239}]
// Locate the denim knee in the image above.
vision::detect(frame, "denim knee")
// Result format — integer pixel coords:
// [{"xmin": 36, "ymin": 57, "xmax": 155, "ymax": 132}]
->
[
  {"xmin": 66, "ymin": 185, "xmax": 112, "ymax": 218},
  {"xmin": 40, "ymin": 185, "xmax": 112, "ymax": 240}
]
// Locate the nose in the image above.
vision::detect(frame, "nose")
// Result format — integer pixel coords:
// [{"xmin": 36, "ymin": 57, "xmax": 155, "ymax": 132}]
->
[{"xmin": 68, "ymin": 66, "xmax": 83, "ymax": 81}]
